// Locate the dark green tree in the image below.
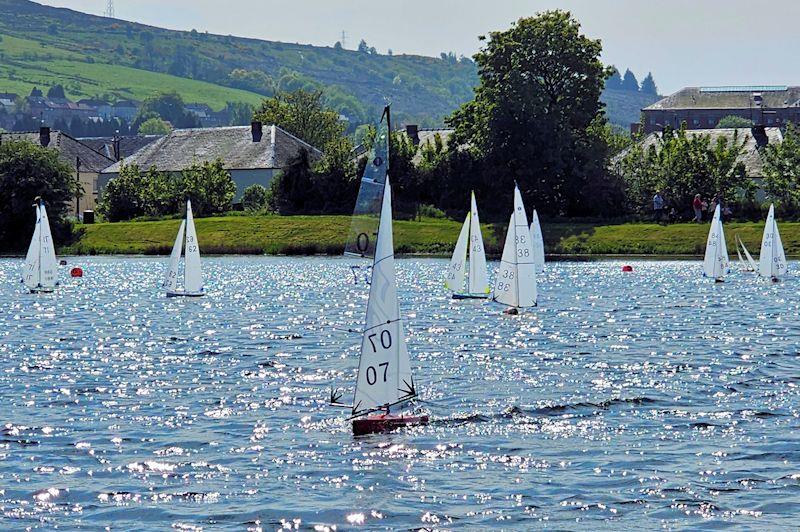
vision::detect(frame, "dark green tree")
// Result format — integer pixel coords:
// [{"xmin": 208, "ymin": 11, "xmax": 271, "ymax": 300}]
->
[
  {"xmin": 97, "ymin": 162, "xmax": 150, "ymax": 221},
  {"xmin": 0, "ymin": 140, "xmax": 79, "ymax": 250},
  {"xmin": 268, "ymin": 149, "xmax": 315, "ymax": 214},
  {"xmin": 224, "ymin": 101, "xmax": 255, "ymax": 126},
  {"xmin": 640, "ymin": 72, "xmax": 658, "ymax": 95},
  {"xmin": 763, "ymin": 122, "xmax": 800, "ymax": 209},
  {"xmin": 133, "ymin": 91, "xmax": 199, "ymax": 131},
  {"xmin": 47, "ymin": 84, "xmax": 67, "ymax": 99},
  {"xmin": 137, "ymin": 117, "xmax": 172, "ymax": 135},
  {"xmin": 605, "ymin": 67, "xmax": 623, "ymax": 91},
  {"xmin": 253, "ymin": 89, "xmax": 345, "ymax": 150},
  {"xmin": 241, "ymin": 184, "xmax": 270, "ymax": 212},
  {"xmin": 446, "ymin": 10, "xmax": 613, "ymax": 216},
  {"xmin": 312, "ymin": 136, "xmax": 359, "ymax": 213},
  {"xmin": 621, "ymin": 69, "xmax": 639, "ymax": 92}
]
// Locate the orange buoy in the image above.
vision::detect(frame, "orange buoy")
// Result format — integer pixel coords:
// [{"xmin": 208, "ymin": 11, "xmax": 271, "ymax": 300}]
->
[
  {"xmin": 622, "ymin": 265, "xmax": 633, "ymax": 272},
  {"xmin": 70, "ymin": 267, "xmax": 83, "ymax": 278}
]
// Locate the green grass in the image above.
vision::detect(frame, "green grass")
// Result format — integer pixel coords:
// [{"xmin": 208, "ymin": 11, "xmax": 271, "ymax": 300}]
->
[
  {"xmin": 0, "ymin": 33, "xmax": 263, "ymax": 109},
  {"xmin": 63, "ymin": 216, "xmax": 799, "ymax": 257}
]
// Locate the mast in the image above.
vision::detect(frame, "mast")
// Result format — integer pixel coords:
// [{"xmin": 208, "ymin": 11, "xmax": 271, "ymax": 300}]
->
[{"xmin": 37, "ymin": 199, "xmax": 43, "ymax": 288}]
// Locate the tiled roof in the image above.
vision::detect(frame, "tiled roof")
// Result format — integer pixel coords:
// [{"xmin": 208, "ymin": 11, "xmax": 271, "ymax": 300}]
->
[
  {"xmin": 101, "ymin": 125, "xmax": 322, "ymax": 174},
  {"xmin": 612, "ymin": 127, "xmax": 783, "ymax": 178},
  {"xmin": 79, "ymin": 135, "xmax": 163, "ymax": 160},
  {"xmin": 0, "ymin": 130, "xmax": 115, "ymax": 172},
  {"xmin": 645, "ymin": 86, "xmax": 800, "ymax": 111}
]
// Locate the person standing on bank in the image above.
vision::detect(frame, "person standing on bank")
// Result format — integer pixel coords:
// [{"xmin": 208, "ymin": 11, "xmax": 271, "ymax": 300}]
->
[
  {"xmin": 692, "ymin": 194, "xmax": 703, "ymax": 222},
  {"xmin": 653, "ymin": 191, "xmax": 665, "ymax": 222}
]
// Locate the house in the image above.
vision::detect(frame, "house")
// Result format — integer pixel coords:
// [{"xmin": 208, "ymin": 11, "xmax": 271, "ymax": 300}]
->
[
  {"xmin": 99, "ymin": 122, "xmax": 322, "ymax": 200},
  {"xmin": 402, "ymin": 124, "xmax": 455, "ymax": 164},
  {"xmin": 612, "ymin": 126, "xmax": 783, "ymax": 184},
  {"xmin": 79, "ymin": 135, "xmax": 164, "ymax": 161},
  {"xmin": 77, "ymin": 99, "xmax": 113, "ymax": 120},
  {"xmin": 641, "ymin": 86, "xmax": 800, "ymax": 133},
  {"xmin": 0, "ymin": 127, "xmax": 115, "ymax": 215},
  {"xmin": 111, "ymin": 100, "xmax": 139, "ymax": 121}
]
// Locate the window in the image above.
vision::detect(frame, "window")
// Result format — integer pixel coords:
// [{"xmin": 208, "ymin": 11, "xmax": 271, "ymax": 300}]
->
[{"xmin": 693, "ymin": 119, "xmax": 700, "ymax": 126}]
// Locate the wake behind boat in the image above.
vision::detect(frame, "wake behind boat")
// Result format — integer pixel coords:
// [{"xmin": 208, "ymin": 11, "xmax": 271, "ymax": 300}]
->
[
  {"xmin": 445, "ymin": 191, "xmax": 490, "ymax": 299},
  {"xmin": 22, "ymin": 199, "xmax": 59, "ymax": 294},
  {"xmin": 164, "ymin": 199, "xmax": 205, "ymax": 298}
]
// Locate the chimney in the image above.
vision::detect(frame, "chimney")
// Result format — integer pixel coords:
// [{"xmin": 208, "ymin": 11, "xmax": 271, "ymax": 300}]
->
[
  {"xmin": 112, "ymin": 133, "xmax": 121, "ymax": 161},
  {"xmin": 751, "ymin": 125, "xmax": 769, "ymax": 148},
  {"xmin": 406, "ymin": 124, "xmax": 420, "ymax": 145},
  {"xmin": 39, "ymin": 126, "xmax": 51, "ymax": 147},
  {"xmin": 251, "ymin": 121, "xmax": 263, "ymax": 142}
]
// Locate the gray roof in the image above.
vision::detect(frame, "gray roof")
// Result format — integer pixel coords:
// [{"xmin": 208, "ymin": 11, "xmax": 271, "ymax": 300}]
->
[
  {"xmin": 645, "ymin": 86, "xmax": 800, "ymax": 111},
  {"xmin": 613, "ymin": 127, "xmax": 783, "ymax": 178},
  {"xmin": 79, "ymin": 135, "xmax": 163, "ymax": 160},
  {"xmin": 102, "ymin": 125, "xmax": 322, "ymax": 174},
  {"xmin": 0, "ymin": 130, "xmax": 114, "ymax": 172}
]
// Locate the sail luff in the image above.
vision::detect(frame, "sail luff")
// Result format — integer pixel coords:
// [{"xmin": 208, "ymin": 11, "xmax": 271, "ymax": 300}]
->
[
  {"xmin": 468, "ymin": 192, "xmax": 490, "ymax": 295},
  {"xmin": 445, "ymin": 213, "xmax": 470, "ymax": 293},
  {"xmin": 23, "ymin": 204, "xmax": 42, "ymax": 290},
  {"xmin": 183, "ymin": 200, "xmax": 203, "ymax": 294},
  {"xmin": 352, "ymin": 178, "xmax": 413, "ymax": 416},
  {"xmin": 37, "ymin": 204, "xmax": 59, "ymax": 289}
]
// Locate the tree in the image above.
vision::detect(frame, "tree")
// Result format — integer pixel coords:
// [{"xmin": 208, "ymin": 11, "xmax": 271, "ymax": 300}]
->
[
  {"xmin": 241, "ymin": 184, "xmax": 270, "ymax": 212},
  {"xmin": 268, "ymin": 149, "xmax": 315, "ymax": 214},
  {"xmin": 621, "ymin": 69, "xmax": 639, "ymax": 92},
  {"xmin": 605, "ymin": 67, "xmax": 623, "ymax": 91},
  {"xmin": 716, "ymin": 115, "xmax": 752, "ymax": 129},
  {"xmin": 358, "ymin": 39, "xmax": 369, "ymax": 53},
  {"xmin": 312, "ymin": 136, "xmax": 359, "ymax": 213},
  {"xmin": 181, "ymin": 159, "xmax": 236, "ymax": 216},
  {"xmin": 763, "ymin": 122, "xmax": 800, "ymax": 208},
  {"xmin": 137, "ymin": 117, "xmax": 172, "ymax": 135},
  {"xmin": 616, "ymin": 125, "xmax": 753, "ymax": 215},
  {"xmin": 0, "ymin": 140, "xmax": 79, "ymax": 250},
  {"xmin": 133, "ymin": 91, "xmax": 199, "ymax": 131},
  {"xmin": 446, "ymin": 10, "xmax": 612, "ymax": 217},
  {"xmin": 224, "ymin": 101, "xmax": 255, "ymax": 126},
  {"xmin": 640, "ymin": 72, "xmax": 658, "ymax": 95},
  {"xmin": 97, "ymin": 162, "xmax": 150, "ymax": 222},
  {"xmin": 47, "ymin": 84, "xmax": 66, "ymax": 100},
  {"xmin": 333, "ymin": 41, "xmax": 343, "ymax": 50},
  {"xmin": 253, "ymin": 89, "xmax": 345, "ymax": 150}
]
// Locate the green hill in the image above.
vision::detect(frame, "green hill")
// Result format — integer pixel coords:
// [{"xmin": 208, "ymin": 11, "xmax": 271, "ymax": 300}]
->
[
  {"xmin": 601, "ymin": 88, "xmax": 661, "ymax": 131},
  {"xmin": 0, "ymin": 0, "xmax": 477, "ymax": 124}
]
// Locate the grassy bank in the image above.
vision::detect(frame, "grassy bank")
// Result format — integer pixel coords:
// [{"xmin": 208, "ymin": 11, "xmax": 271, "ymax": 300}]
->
[{"xmin": 63, "ymin": 215, "xmax": 800, "ymax": 257}]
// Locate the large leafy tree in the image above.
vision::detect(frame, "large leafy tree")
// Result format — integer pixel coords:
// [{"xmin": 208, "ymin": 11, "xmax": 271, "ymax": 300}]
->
[
  {"xmin": 763, "ymin": 122, "xmax": 800, "ymax": 209},
  {"xmin": 447, "ymin": 10, "xmax": 613, "ymax": 216},
  {"xmin": 181, "ymin": 159, "xmax": 236, "ymax": 216},
  {"xmin": 0, "ymin": 139, "xmax": 80, "ymax": 249},
  {"xmin": 253, "ymin": 89, "xmax": 345, "ymax": 151},
  {"xmin": 133, "ymin": 91, "xmax": 199, "ymax": 131}
]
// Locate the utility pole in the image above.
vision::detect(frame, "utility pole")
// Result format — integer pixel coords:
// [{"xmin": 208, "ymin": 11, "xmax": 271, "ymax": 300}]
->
[
  {"xmin": 340, "ymin": 30, "xmax": 347, "ymax": 49},
  {"xmin": 104, "ymin": 0, "xmax": 115, "ymax": 18}
]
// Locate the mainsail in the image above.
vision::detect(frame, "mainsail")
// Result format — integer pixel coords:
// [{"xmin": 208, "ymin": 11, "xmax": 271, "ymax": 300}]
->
[
  {"xmin": 352, "ymin": 178, "xmax": 415, "ymax": 417},
  {"xmin": 344, "ymin": 108, "xmax": 390, "ymax": 259},
  {"xmin": 735, "ymin": 234, "xmax": 757, "ymax": 272},
  {"xmin": 703, "ymin": 204, "xmax": 729, "ymax": 280},
  {"xmin": 493, "ymin": 185, "xmax": 537, "ymax": 308},
  {"xmin": 758, "ymin": 203, "xmax": 787, "ymax": 280},
  {"xmin": 529, "ymin": 209, "xmax": 545, "ymax": 274},
  {"xmin": 184, "ymin": 200, "xmax": 203, "ymax": 294},
  {"xmin": 163, "ymin": 220, "xmax": 186, "ymax": 292},
  {"xmin": 467, "ymin": 192, "xmax": 490, "ymax": 295},
  {"xmin": 445, "ymin": 213, "xmax": 470, "ymax": 292}
]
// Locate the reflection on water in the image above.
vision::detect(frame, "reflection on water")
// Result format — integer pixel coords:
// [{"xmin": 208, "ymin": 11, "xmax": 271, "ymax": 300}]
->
[{"xmin": 1, "ymin": 257, "xmax": 799, "ymax": 529}]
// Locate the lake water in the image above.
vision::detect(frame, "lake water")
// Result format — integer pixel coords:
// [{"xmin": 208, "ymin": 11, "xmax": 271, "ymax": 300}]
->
[{"xmin": 1, "ymin": 256, "xmax": 799, "ymax": 530}]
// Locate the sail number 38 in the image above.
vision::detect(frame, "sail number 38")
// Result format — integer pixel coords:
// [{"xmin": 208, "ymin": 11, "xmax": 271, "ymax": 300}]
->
[{"xmin": 365, "ymin": 330, "xmax": 392, "ymax": 385}]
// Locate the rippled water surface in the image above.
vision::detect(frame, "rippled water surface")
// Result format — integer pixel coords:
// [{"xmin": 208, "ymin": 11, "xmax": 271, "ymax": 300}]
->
[{"xmin": 2, "ymin": 256, "xmax": 800, "ymax": 530}]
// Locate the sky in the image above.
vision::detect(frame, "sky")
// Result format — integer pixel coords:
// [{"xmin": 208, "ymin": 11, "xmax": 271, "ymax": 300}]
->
[{"xmin": 37, "ymin": 0, "xmax": 800, "ymax": 95}]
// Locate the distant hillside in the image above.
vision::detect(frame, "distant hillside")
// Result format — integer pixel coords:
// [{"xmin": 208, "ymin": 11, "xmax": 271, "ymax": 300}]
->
[
  {"xmin": 0, "ymin": 0, "xmax": 477, "ymax": 126},
  {"xmin": 601, "ymin": 89, "xmax": 661, "ymax": 130}
]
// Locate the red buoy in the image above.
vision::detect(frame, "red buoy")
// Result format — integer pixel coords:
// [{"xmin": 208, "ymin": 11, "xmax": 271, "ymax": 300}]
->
[
  {"xmin": 622, "ymin": 265, "xmax": 633, "ymax": 272},
  {"xmin": 70, "ymin": 267, "xmax": 83, "ymax": 278}
]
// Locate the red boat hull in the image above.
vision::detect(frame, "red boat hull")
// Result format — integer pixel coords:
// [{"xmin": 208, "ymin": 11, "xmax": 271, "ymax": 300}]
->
[{"xmin": 352, "ymin": 414, "xmax": 429, "ymax": 436}]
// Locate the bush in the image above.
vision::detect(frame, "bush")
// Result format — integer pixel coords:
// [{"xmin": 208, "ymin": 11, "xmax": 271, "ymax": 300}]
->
[
  {"xmin": 181, "ymin": 159, "xmax": 236, "ymax": 216},
  {"xmin": 241, "ymin": 184, "xmax": 270, "ymax": 212},
  {"xmin": 416, "ymin": 204, "xmax": 446, "ymax": 219}
]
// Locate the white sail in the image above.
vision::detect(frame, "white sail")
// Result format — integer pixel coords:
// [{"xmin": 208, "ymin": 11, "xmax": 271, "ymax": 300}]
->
[
  {"xmin": 352, "ymin": 178, "xmax": 414, "ymax": 416},
  {"xmin": 38, "ymin": 204, "xmax": 59, "ymax": 289},
  {"xmin": 163, "ymin": 220, "xmax": 186, "ymax": 292},
  {"xmin": 467, "ymin": 192, "xmax": 490, "ymax": 295},
  {"xmin": 493, "ymin": 185, "xmax": 537, "ymax": 308},
  {"xmin": 703, "ymin": 205, "xmax": 728, "ymax": 280},
  {"xmin": 740, "ymin": 238, "xmax": 758, "ymax": 272},
  {"xmin": 183, "ymin": 200, "xmax": 203, "ymax": 294},
  {"xmin": 529, "ymin": 209, "xmax": 545, "ymax": 274},
  {"xmin": 22, "ymin": 204, "xmax": 42, "ymax": 290},
  {"xmin": 758, "ymin": 204, "xmax": 787, "ymax": 280},
  {"xmin": 445, "ymin": 213, "xmax": 470, "ymax": 293}
]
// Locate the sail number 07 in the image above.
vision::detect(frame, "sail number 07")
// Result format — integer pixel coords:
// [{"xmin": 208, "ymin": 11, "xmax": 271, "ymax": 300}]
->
[{"xmin": 365, "ymin": 330, "xmax": 392, "ymax": 385}]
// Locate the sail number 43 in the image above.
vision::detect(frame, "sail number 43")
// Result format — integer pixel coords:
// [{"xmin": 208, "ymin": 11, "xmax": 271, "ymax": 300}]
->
[{"xmin": 365, "ymin": 330, "xmax": 392, "ymax": 385}]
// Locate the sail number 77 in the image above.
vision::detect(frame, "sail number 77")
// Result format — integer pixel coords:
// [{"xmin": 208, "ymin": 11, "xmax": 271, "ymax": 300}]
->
[{"xmin": 365, "ymin": 330, "xmax": 392, "ymax": 385}]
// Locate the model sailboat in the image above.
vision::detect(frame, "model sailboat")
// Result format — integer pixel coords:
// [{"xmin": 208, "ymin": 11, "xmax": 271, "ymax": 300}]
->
[
  {"xmin": 492, "ymin": 185, "xmax": 537, "ymax": 312},
  {"xmin": 758, "ymin": 203, "xmax": 787, "ymax": 282},
  {"xmin": 529, "ymin": 209, "xmax": 545, "ymax": 274},
  {"xmin": 163, "ymin": 199, "xmax": 204, "ymax": 297},
  {"xmin": 702, "ymin": 204, "xmax": 729, "ymax": 282},
  {"xmin": 445, "ymin": 192, "xmax": 490, "ymax": 299},
  {"xmin": 22, "ymin": 199, "xmax": 59, "ymax": 293},
  {"xmin": 735, "ymin": 234, "xmax": 757, "ymax": 272},
  {"xmin": 331, "ymin": 178, "xmax": 428, "ymax": 436}
]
